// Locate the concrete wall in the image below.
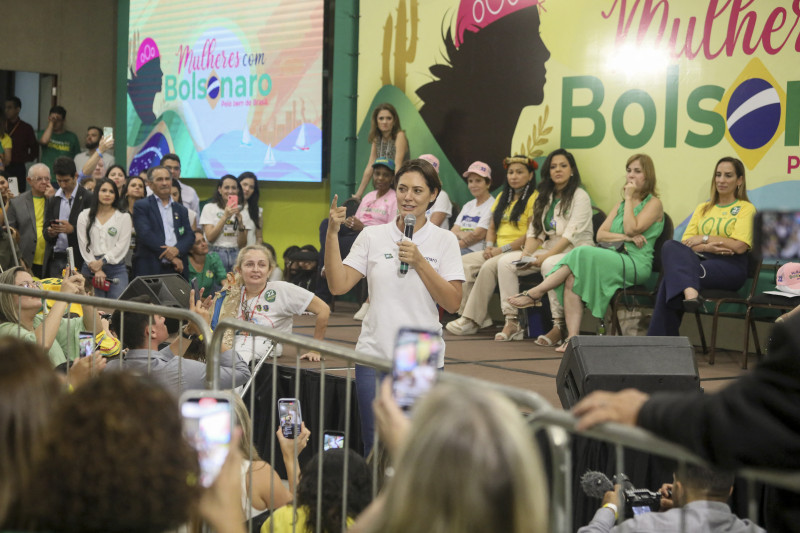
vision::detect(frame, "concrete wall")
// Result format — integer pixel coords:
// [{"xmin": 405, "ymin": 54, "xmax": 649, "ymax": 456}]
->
[{"xmin": 1, "ymin": 0, "xmax": 117, "ymax": 139}]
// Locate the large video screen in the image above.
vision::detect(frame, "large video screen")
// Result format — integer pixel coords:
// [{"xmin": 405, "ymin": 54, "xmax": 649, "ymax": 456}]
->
[{"xmin": 126, "ymin": 0, "xmax": 323, "ymax": 181}]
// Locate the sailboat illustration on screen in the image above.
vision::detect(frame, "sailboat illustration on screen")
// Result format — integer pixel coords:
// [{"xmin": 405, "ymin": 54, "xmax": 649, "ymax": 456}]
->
[
  {"xmin": 292, "ymin": 124, "xmax": 309, "ymax": 151},
  {"xmin": 264, "ymin": 144, "xmax": 276, "ymax": 166}
]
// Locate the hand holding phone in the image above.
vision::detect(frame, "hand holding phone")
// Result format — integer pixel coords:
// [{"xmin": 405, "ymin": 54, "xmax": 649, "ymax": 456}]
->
[
  {"xmin": 78, "ymin": 332, "xmax": 95, "ymax": 358},
  {"xmin": 226, "ymin": 194, "xmax": 239, "ymax": 209},
  {"xmin": 180, "ymin": 391, "xmax": 234, "ymax": 487},
  {"xmin": 278, "ymin": 398, "xmax": 302, "ymax": 439},
  {"xmin": 392, "ymin": 328, "xmax": 441, "ymax": 411},
  {"xmin": 323, "ymin": 430, "xmax": 345, "ymax": 451}
]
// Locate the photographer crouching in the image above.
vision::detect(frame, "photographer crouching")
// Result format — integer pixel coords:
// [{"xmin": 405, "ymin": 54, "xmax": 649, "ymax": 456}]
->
[{"xmin": 578, "ymin": 464, "xmax": 764, "ymax": 533}]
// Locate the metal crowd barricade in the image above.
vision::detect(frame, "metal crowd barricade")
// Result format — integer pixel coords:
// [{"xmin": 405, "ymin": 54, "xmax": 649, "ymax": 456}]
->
[
  {"xmin": 0, "ymin": 283, "xmax": 211, "ymax": 396},
  {"xmin": 528, "ymin": 408, "xmax": 800, "ymax": 532}
]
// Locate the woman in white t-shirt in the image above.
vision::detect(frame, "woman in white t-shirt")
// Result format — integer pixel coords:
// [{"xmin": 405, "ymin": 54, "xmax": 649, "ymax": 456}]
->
[
  {"xmin": 324, "ymin": 158, "xmax": 465, "ymax": 455},
  {"xmin": 200, "ymin": 175, "xmax": 254, "ymax": 273},
  {"xmin": 451, "ymin": 161, "xmax": 495, "ymax": 255},
  {"xmin": 77, "ymin": 178, "xmax": 132, "ymax": 300},
  {"xmin": 211, "ymin": 244, "xmax": 330, "ymax": 362},
  {"xmin": 238, "ymin": 171, "xmax": 264, "ymax": 245}
]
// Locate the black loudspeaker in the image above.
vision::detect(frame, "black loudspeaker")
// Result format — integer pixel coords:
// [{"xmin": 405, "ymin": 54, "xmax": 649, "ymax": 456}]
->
[
  {"xmin": 556, "ymin": 336, "xmax": 701, "ymax": 409},
  {"xmin": 119, "ymin": 275, "xmax": 191, "ymax": 332}
]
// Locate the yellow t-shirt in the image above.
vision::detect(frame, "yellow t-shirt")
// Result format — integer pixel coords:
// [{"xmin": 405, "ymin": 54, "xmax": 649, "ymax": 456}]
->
[
  {"xmin": 492, "ymin": 190, "xmax": 538, "ymax": 247},
  {"xmin": 0, "ymin": 133, "xmax": 11, "ymax": 151},
  {"xmin": 261, "ymin": 505, "xmax": 354, "ymax": 533},
  {"xmin": 33, "ymin": 195, "xmax": 47, "ymax": 265},
  {"xmin": 682, "ymin": 199, "xmax": 756, "ymax": 247}
]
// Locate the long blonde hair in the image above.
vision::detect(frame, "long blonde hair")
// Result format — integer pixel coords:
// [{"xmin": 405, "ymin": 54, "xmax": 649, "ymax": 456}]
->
[
  {"xmin": 365, "ymin": 383, "xmax": 549, "ymax": 533},
  {"xmin": 214, "ymin": 245, "xmax": 278, "ymax": 350}
]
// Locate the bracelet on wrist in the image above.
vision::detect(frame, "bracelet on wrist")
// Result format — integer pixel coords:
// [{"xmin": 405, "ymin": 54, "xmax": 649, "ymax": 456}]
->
[
  {"xmin": 501, "ymin": 244, "xmax": 513, "ymax": 253},
  {"xmin": 602, "ymin": 503, "xmax": 619, "ymax": 520},
  {"xmin": 485, "ymin": 241, "xmax": 495, "ymax": 248}
]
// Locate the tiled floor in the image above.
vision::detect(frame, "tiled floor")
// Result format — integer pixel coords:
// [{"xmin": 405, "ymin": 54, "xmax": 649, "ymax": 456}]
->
[{"xmin": 292, "ymin": 302, "xmax": 751, "ymax": 409}]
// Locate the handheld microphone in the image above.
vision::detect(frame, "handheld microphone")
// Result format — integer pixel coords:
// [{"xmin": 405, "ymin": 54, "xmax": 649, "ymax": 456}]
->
[{"xmin": 399, "ymin": 214, "xmax": 416, "ymax": 275}]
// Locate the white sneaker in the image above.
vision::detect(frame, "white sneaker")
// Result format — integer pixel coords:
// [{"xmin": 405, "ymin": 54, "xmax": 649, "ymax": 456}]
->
[
  {"xmin": 353, "ymin": 302, "xmax": 370, "ymax": 321},
  {"xmin": 445, "ymin": 316, "xmax": 480, "ymax": 336}
]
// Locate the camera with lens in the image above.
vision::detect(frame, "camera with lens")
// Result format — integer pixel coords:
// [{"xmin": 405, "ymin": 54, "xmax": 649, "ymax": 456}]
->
[{"xmin": 613, "ymin": 474, "xmax": 663, "ymax": 518}]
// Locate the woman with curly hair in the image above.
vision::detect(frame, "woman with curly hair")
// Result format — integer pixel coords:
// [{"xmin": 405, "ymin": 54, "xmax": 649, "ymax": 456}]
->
[
  {"xmin": 21, "ymin": 372, "xmax": 204, "ymax": 532},
  {"xmin": 446, "ymin": 155, "xmax": 537, "ymax": 338},
  {"xmin": 262, "ymin": 448, "xmax": 372, "ymax": 533}
]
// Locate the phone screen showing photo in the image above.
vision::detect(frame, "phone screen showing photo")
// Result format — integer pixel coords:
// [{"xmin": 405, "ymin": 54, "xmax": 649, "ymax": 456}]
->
[
  {"xmin": 392, "ymin": 328, "xmax": 442, "ymax": 411},
  {"xmin": 181, "ymin": 396, "xmax": 232, "ymax": 487},
  {"xmin": 78, "ymin": 332, "xmax": 94, "ymax": 358},
  {"xmin": 756, "ymin": 211, "xmax": 800, "ymax": 261},
  {"xmin": 278, "ymin": 399, "xmax": 302, "ymax": 439},
  {"xmin": 323, "ymin": 432, "xmax": 344, "ymax": 451}
]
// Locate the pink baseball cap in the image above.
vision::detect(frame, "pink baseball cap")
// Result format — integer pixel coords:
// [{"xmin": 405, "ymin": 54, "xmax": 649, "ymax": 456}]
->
[
  {"xmin": 777, "ymin": 263, "xmax": 800, "ymax": 295},
  {"xmin": 462, "ymin": 161, "xmax": 491, "ymax": 180},
  {"xmin": 419, "ymin": 154, "xmax": 440, "ymax": 173}
]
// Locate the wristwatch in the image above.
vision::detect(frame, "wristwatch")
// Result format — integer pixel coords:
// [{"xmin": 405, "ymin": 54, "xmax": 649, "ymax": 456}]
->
[{"xmin": 702, "ymin": 235, "xmax": 709, "ymax": 244}]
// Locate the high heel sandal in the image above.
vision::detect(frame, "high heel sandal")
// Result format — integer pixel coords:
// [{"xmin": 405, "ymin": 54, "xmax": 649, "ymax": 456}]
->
[
  {"xmin": 535, "ymin": 324, "xmax": 564, "ymax": 347},
  {"xmin": 507, "ymin": 290, "xmax": 543, "ymax": 309},
  {"xmin": 495, "ymin": 317, "xmax": 524, "ymax": 342}
]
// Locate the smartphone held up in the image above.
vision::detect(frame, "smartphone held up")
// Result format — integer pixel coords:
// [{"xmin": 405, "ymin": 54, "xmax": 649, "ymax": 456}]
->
[
  {"xmin": 278, "ymin": 398, "xmax": 303, "ymax": 439},
  {"xmin": 392, "ymin": 328, "xmax": 442, "ymax": 412},
  {"xmin": 180, "ymin": 391, "xmax": 234, "ymax": 487}
]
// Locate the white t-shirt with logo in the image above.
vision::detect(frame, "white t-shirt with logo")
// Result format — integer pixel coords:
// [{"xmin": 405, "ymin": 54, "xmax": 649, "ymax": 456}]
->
[
  {"xmin": 200, "ymin": 203, "xmax": 255, "ymax": 248},
  {"xmin": 343, "ymin": 220, "xmax": 464, "ymax": 367},
  {"xmin": 426, "ymin": 189, "xmax": 453, "ymax": 230},
  {"xmin": 233, "ymin": 280, "xmax": 314, "ymax": 361},
  {"xmin": 453, "ymin": 196, "xmax": 495, "ymax": 253}
]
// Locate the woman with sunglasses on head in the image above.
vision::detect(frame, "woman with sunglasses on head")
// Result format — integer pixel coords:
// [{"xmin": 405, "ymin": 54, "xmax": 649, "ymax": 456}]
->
[
  {"xmin": 510, "ymin": 154, "xmax": 663, "ymax": 351},
  {"xmin": 647, "ymin": 157, "xmax": 755, "ymax": 336},
  {"xmin": 0, "ymin": 267, "xmax": 105, "ymax": 367}
]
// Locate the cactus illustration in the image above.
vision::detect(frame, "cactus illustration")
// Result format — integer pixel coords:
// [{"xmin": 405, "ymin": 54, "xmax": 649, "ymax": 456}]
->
[
  {"xmin": 380, "ymin": 0, "xmax": 418, "ymax": 91},
  {"xmin": 519, "ymin": 106, "xmax": 552, "ymax": 159}
]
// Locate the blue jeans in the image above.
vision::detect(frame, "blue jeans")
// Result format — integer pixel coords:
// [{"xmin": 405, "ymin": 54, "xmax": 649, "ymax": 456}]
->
[
  {"xmin": 210, "ymin": 246, "xmax": 238, "ymax": 274},
  {"xmin": 81, "ymin": 262, "xmax": 129, "ymax": 300},
  {"xmin": 355, "ymin": 365, "xmax": 385, "ymax": 457}
]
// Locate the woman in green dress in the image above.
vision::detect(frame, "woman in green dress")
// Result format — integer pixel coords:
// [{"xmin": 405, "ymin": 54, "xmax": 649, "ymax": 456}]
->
[{"xmin": 508, "ymin": 154, "xmax": 664, "ymax": 352}]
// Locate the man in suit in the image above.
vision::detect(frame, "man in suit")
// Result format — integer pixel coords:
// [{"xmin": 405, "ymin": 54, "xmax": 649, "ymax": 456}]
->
[
  {"xmin": 133, "ymin": 165, "xmax": 194, "ymax": 278},
  {"xmin": 43, "ymin": 157, "xmax": 93, "ymax": 277},
  {"xmin": 7, "ymin": 163, "xmax": 51, "ymax": 276}
]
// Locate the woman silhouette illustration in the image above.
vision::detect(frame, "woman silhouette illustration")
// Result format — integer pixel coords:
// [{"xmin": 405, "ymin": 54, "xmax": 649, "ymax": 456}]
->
[{"xmin": 417, "ymin": 1, "xmax": 549, "ymax": 189}]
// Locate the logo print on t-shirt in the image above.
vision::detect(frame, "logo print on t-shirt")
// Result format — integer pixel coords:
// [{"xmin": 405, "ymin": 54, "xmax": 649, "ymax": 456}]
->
[
  {"xmin": 384, "ymin": 253, "xmax": 394, "ymax": 259},
  {"xmin": 731, "ymin": 206, "xmax": 741, "ymax": 215},
  {"xmin": 265, "ymin": 289, "xmax": 276, "ymax": 302}
]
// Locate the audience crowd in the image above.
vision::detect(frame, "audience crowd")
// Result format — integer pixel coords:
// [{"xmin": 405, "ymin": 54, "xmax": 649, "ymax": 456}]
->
[{"xmin": 1, "ymin": 95, "xmax": 793, "ymax": 533}]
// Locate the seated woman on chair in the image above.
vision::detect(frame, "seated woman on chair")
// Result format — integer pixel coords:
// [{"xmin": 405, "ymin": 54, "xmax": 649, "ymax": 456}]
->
[
  {"xmin": 501, "ymin": 149, "xmax": 594, "ymax": 345},
  {"xmin": 509, "ymin": 154, "xmax": 664, "ymax": 352},
  {"xmin": 446, "ymin": 155, "xmax": 537, "ymax": 339},
  {"xmin": 647, "ymin": 157, "xmax": 755, "ymax": 336}
]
